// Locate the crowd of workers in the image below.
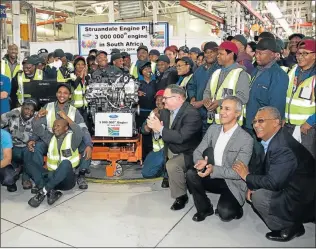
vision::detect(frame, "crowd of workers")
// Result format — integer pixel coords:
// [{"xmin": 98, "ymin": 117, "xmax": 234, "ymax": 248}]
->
[{"xmin": 0, "ymin": 31, "xmax": 315, "ymax": 243}]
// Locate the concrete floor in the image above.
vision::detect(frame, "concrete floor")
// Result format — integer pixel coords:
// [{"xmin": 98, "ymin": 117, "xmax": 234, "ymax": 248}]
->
[{"xmin": 1, "ymin": 181, "xmax": 315, "ymax": 248}]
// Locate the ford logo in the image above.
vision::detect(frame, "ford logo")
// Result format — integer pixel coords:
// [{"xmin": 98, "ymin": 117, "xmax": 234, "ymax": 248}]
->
[
  {"xmin": 83, "ymin": 34, "xmax": 91, "ymax": 37},
  {"xmin": 109, "ymin": 115, "xmax": 118, "ymax": 119}
]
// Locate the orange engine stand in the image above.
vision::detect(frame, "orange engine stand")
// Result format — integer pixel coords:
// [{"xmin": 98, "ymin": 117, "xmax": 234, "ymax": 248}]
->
[{"xmin": 91, "ymin": 134, "xmax": 143, "ymax": 177}]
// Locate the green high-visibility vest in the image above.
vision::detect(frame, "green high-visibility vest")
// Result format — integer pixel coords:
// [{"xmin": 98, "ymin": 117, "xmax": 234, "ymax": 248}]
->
[
  {"xmin": 285, "ymin": 64, "xmax": 315, "ymax": 125},
  {"xmin": 1, "ymin": 60, "xmax": 12, "ymax": 80},
  {"xmin": 17, "ymin": 69, "xmax": 43, "ymax": 105},
  {"xmin": 281, "ymin": 66, "xmax": 289, "ymax": 73},
  {"xmin": 47, "ymin": 132, "xmax": 80, "ymax": 171},
  {"xmin": 46, "ymin": 102, "xmax": 77, "ymax": 133},
  {"xmin": 207, "ymin": 68, "xmax": 246, "ymax": 125}
]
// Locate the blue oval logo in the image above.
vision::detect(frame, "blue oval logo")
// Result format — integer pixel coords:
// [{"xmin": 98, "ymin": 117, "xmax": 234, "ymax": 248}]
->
[{"xmin": 109, "ymin": 115, "xmax": 118, "ymax": 119}]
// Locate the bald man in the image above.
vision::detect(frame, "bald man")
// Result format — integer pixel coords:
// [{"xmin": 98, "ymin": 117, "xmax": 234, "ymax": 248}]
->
[
  {"xmin": 27, "ymin": 110, "xmax": 83, "ymax": 208},
  {"xmin": 3, "ymin": 44, "xmax": 21, "ymax": 79}
]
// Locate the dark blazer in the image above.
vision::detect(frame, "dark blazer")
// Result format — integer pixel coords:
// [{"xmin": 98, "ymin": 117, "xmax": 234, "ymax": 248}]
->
[
  {"xmin": 160, "ymin": 101, "xmax": 202, "ymax": 168},
  {"xmin": 246, "ymin": 128, "xmax": 315, "ymax": 222}
]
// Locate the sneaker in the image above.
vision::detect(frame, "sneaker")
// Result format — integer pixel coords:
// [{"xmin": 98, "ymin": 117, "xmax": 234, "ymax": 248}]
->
[
  {"xmin": 7, "ymin": 183, "xmax": 17, "ymax": 192},
  {"xmin": 31, "ymin": 185, "xmax": 40, "ymax": 194},
  {"xmin": 47, "ymin": 189, "xmax": 63, "ymax": 205},
  {"xmin": 77, "ymin": 175, "xmax": 88, "ymax": 190},
  {"xmin": 28, "ymin": 189, "xmax": 46, "ymax": 208}
]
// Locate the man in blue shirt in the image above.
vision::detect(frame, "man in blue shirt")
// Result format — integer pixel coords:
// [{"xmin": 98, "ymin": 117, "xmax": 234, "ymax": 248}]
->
[
  {"xmin": 0, "ymin": 69, "xmax": 11, "ymax": 115},
  {"xmin": 187, "ymin": 42, "xmax": 220, "ymax": 134},
  {"xmin": 0, "ymin": 129, "xmax": 17, "ymax": 192}
]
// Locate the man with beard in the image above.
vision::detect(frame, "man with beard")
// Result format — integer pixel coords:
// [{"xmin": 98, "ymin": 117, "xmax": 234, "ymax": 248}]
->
[
  {"xmin": 27, "ymin": 84, "xmax": 93, "ymax": 191},
  {"xmin": 10, "ymin": 56, "xmax": 43, "ymax": 109},
  {"xmin": 2, "ymin": 44, "xmax": 21, "ymax": 79},
  {"xmin": 1, "ymin": 99, "xmax": 38, "ymax": 191}
]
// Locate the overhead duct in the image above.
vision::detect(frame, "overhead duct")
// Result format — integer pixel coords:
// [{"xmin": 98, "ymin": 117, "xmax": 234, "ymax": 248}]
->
[
  {"xmin": 118, "ymin": 1, "xmax": 144, "ymax": 19},
  {"xmin": 180, "ymin": 0, "xmax": 224, "ymax": 24}
]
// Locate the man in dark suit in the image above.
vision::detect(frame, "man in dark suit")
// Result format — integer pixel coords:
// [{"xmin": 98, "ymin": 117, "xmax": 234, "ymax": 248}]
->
[
  {"xmin": 233, "ymin": 106, "xmax": 315, "ymax": 242},
  {"xmin": 147, "ymin": 84, "xmax": 202, "ymax": 210}
]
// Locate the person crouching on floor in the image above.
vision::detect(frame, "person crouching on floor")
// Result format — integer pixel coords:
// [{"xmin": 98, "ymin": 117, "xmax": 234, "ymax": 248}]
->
[{"xmin": 28, "ymin": 114, "xmax": 83, "ymax": 208}]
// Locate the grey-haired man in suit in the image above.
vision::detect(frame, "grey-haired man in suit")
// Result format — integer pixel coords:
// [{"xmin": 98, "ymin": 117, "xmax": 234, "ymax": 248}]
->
[{"xmin": 186, "ymin": 96, "xmax": 253, "ymax": 222}]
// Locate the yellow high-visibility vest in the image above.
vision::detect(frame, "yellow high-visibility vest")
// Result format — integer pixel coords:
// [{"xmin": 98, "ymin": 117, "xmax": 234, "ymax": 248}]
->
[
  {"xmin": 285, "ymin": 64, "xmax": 315, "ymax": 125},
  {"xmin": 17, "ymin": 70, "xmax": 43, "ymax": 105},
  {"xmin": 47, "ymin": 132, "xmax": 79, "ymax": 171}
]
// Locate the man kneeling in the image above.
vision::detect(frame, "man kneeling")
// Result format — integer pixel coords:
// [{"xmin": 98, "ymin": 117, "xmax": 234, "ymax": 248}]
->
[
  {"xmin": 28, "ymin": 115, "xmax": 83, "ymax": 208},
  {"xmin": 186, "ymin": 96, "xmax": 253, "ymax": 222}
]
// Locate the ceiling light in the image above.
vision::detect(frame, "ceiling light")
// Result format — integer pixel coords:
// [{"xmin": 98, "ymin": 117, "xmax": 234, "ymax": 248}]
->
[
  {"xmin": 40, "ymin": 13, "xmax": 49, "ymax": 20},
  {"xmin": 95, "ymin": 6, "xmax": 104, "ymax": 14},
  {"xmin": 265, "ymin": 2, "xmax": 283, "ymax": 19},
  {"xmin": 312, "ymin": 1, "xmax": 315, "ymax": 6}
]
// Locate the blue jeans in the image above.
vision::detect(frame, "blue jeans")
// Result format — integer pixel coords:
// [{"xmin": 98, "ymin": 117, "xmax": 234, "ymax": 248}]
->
[
  {"xmin": 142, "ymin": 149, "xmax": 165, "ymax": 178},
  {"xmin": 12, "ymin": 146, "xmax": 32, "ymax": 181},
  {"xmin": 78, "ymin": 142, "xmax": 91, "ymax": 172}
]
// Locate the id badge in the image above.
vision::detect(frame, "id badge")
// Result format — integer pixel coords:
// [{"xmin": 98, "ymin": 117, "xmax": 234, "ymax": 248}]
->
[
  {"xmin": 222, "ymin": 88, "xmax": 233, "ymax": 99},
  {"xmin": 299, "ymin": 86, "xmax": 312, "ymax": 100},
  {"xmin": 62, "ymin": 149, "xmax": 72, "ymax": 157}
]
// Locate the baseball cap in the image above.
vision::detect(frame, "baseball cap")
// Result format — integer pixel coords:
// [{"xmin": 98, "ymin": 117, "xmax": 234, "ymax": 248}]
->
[
  {"xmin": 37, "ymin": 48, "xmax": 48, "ymax": 55},
  {"xmin": 121, "ymin": 52, "xmax": 130, "ymax": 58},
  {"xmin": 56, "ymin": 83, "xmax": 72, "ymax": 93},
  {"xmin": 155, "ymin": 90, "xmax": 165, "ymax": 98},
  {"xmin": 176, "ymin": 56, "xmax": 194, "ymax": 68},
  {"xmin": 137, "ymin": 45, "xmax": 148, "ymax": 52},
  {"xmin": 53, "ymin": 49, "xmax": 65, "ymax": 58},
  {"xmin": 189, "ymin": 47, "xmax": 201, "ymax": 54},
  {"xmin": 258, "ymin": 32, "xmax": 275, "ymax": 40},
  {"xmin": 297, "ymin": 39, "xmax": 316, "ymax": 53},
  {"xmin": 276, "ymin": 38, "xmax": 285, "ymax": 53},
  {"xmin": 111, "ymin": 48, "xmax": 121, "ymax": 55},
  {"xmin": 149, "ymin": 49, "xmax": 160, "ymax": 56},
  {"xmin": 65, "ymin": 52, "xmax": 73, "ymax": 61},
  {"xmin": 96, "ymin": 50, "xmax": 108, "ymax": 57},
  {"xmin": 233, "ymin": 34, "xmax": 248, "ymax": 47},
  {"xmin": 111, "ymin": 53, "xmax": 122, "ymax": 62},
  {"xmin": 256, "ymin": 38, "xmax": 277, "ymax": 52},
  {"xmin": 219, "ymin": 41, "xmax": 239, "ymax": 55},
  {"xmin": 22, "ymin": 56, "xmax": 38, "ymax": 65},
  {"xmin": 203, "ymin": 42, "xmax": 218, "ymax": 52},
  {"xmin": 157, "ymin": 55, "xmax": 170, "ymax": 64},
  {"xmin": 179, "ymin": 46, "xmax": 189, "ymax": 53},
  {"xmin": 289, "ymin": 33, "xmax": 305, "ymax": 41},
  {"xmin": 138, "ymin": 61, "xmax": 151, "ymax": 75}
]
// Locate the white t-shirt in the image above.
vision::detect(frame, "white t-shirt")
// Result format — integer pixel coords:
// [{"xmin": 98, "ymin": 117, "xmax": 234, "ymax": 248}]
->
[{"xmin": 214, "ymin": 123, "xmax": 238, "ymax": 166}]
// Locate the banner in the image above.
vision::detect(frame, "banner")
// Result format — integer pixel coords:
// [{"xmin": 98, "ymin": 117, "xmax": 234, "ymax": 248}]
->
[
  {"xmin": 78, "ymin": 22, "xmax": 169, "ymax": 56},
  {"xmin": 0, "ymin": 5, "xmax": 6, "ymax": 18},
  {"xmin": 95, "ymin": 113, "xmax": 133, "ymax": 137}
]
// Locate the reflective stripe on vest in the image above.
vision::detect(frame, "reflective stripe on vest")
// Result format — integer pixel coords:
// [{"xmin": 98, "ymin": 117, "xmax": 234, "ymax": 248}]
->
[
  {"xmin": 129, "ymin": 63, "xmax": 138, "ymax": 78},
  {"xmin": 280, "ymin": 66, "xmax": 289, "ymax": 73},
  {"xmin": 57, "ymin": 70, "xmax": 68, "ymax": 82},
  {"xmin": 72, "ymin": 83, "xmax": 88, "ymax": 108},
  {"xmin": 17, "ymin": 70, "xmax": 43, "ymax": 105},
  {"xmin": 207, "ymin": 68, "xmax": 245, "ymax": 125},
  {"xmin": 47, "ymin": 132, "xmax": 80, "ymax": 171},
  {"xmin": 46, "ymin": 103, "xmax": 77, "ymax": 132},
  {"xmin": 152, "ymin": 138, "xmax": 164, "ymax": 152},
  {"xmin": 179, "ymin": 74, "xmax": 193, "ymax": 88},
  {"xmin": 285, "ymin": 65, "xmax": 315, "ymax": 125}
]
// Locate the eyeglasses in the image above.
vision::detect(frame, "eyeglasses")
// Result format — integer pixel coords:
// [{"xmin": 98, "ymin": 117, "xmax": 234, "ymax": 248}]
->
[
  {"xmin": 162, "ymin": 96, "xmax": 176, "ymax": 100},
  {"xmin": 252, "ymin": 118, "xmax": 276, "ymax": 125},
  {"xmin": 295, "ymin": 52, "xmax": 315, "ymax": 58}
]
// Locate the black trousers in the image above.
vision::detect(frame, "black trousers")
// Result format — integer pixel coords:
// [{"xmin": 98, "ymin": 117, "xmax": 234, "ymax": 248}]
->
[
  {"xmin": 0, "ymin": 164, "xmax": 17, "ymax": 186},
  {"xmin": 186, "ymin": 169, "xmax": 242, "ymax": 221}
]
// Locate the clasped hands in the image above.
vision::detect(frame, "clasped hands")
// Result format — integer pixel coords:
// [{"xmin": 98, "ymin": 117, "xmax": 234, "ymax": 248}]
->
[
  {"xmin": 147, "ymin": 115, "xmax": 163, "ymax": 133},
  {"xmin": 194, "ymin": 156, "xmax": 213, "ymax": 177}
]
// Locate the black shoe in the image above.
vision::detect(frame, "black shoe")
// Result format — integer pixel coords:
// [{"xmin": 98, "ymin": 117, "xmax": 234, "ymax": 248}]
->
[
  {"xmin": 215, "ymin": 208, "xmax": 243, "ymax": 222},
  {"xmin": 31, "ymin": 185, "xmax": 40, "ymax": 194},
  {"xmin": 7, "ymin": 183, "xmax": 17, "ymax": 192},
  {"xmin": 171, "ymin": 194, "xmax": 188, "ymax": 211},
  {"xmin": 161, "ymin": 178, "xmax": 169, "ymax": 188},
  {"xmin": 266, "ymin": 224, "xmax": 305, "ymax": 242},
  {"xmin": 193, "ymin": 206, "xmax": 214, "ymax": 222},
  {"xmin": 22, "ymin": 180, "xmax": 33, "ymax": 190},
  {"xmin": 28, "ymin": 189, "xmax": 46, "ymax": 208},
  {"xmin": 77, "ymin": 175, "xmax": 88, "ymax": 190},
  {"xmin": 47, "ymin": 189, "xmax": 63, "ymax": 205}
]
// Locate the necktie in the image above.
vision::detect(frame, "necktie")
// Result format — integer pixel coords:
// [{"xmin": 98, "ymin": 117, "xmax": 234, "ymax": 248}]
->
[{"xmin": 168, "ymin": 110, "xmax": 175, "ymax": 159}]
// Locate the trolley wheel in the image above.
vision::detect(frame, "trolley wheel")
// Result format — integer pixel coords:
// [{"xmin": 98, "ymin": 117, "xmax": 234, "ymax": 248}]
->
[{"xmin": 114, "ymin": 163, "xmax": 123, "ymax": 176}]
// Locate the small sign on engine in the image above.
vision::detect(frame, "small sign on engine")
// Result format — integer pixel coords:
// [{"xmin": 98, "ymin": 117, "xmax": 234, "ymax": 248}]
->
[{"xmin": 95, "ymin": 113, "xmax": 133, "ymax": 137}]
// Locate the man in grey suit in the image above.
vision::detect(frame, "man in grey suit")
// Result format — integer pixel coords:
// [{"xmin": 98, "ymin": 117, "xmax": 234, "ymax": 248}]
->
[{"xmin": 186, "ymin": 96, "xmax": 253, "ymax": 222}]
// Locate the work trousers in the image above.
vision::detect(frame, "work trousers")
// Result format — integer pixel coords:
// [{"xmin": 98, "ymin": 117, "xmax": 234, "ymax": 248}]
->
[
  {"xmin": 251, "ymin": 189, "xmax": 295, "ymax": 231},
  {"xmin": 0, "ymin": 165, "xmax": 17, "ymax": 186},
  {"xmin": 284, "ymin": 123, "xmax": 316, "ymax": 159},
  {"xmin": 186, "ymin": 170, "xmax": 242, "ymax": 221},
  {"xmin": 166, "ymin": 153, "xmax": 187, "ymax": 199}
]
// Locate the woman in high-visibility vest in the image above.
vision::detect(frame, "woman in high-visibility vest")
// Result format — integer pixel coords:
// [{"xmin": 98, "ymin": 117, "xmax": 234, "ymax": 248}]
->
[{"xmin": 69, "ymin": 56, "xmax": 89, "ymax": 127}]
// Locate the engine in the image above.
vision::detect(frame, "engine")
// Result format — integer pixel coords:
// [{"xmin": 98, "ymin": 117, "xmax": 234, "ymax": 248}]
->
[{"xmin": 85, "ymin": 72, "xmax": 140, "ymax": 136}]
